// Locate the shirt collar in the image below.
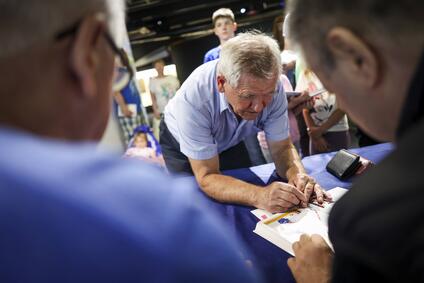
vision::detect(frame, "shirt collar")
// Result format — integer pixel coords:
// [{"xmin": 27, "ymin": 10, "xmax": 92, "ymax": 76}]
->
[
  {"xmin": 219, "ymin": 91, "xmax": 230, "ymax": 113},
  {"xmin": 396, "ymin": 50, "xmax": 424, "ymax": 139}
]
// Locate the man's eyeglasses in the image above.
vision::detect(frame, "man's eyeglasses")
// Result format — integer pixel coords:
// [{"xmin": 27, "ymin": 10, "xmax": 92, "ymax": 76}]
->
[{"xmin": 55, "ymin": 22, "xmax": 134, "ymax": 92}]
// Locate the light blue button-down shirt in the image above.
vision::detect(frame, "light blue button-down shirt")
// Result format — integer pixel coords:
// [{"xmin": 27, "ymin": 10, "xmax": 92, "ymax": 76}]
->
[{"xmin": 164, "ymin": 60, "xmax": 289, "ymax": 160}]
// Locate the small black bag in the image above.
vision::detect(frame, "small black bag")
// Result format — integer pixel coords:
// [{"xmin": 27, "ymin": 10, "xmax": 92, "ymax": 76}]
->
[{"xmin": 326, "ymin": 149, "xmax": 362, "ymax": 180}]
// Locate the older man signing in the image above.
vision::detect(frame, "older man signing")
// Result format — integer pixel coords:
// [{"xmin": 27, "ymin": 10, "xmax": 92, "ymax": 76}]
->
[{"xmin": 160, "ymin": 32, "xmax": 327, "ymax": 213}]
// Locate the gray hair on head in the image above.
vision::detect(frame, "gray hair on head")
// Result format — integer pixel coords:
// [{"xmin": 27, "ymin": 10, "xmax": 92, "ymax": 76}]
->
[
  {"xmin": 0, "ymin": 0, "xmax": 126, "ymax": 59},
  {"xmin": 217, "ymin": 31, "xmax": 282, "ymax": 88},
  {"xmin": 287, "ymin": 0, "xmax": 424, "ymax": 69}
]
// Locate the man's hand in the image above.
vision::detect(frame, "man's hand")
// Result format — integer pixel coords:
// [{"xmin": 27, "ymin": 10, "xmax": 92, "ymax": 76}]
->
[
  {"xmin": 287, "ymin": 234, "xmax": 334, "ymax": 283},
  {"xmin": 289, "ymin": 173, "xmax": 331, "ymax": 206},
  {"xmin": 257, "ymin": 182, "xmax": 307, "ymax": 213}
]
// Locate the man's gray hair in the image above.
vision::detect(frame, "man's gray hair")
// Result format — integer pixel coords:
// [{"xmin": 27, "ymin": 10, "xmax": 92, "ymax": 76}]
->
[
  {"xmin": 0, "ymin": 0, "xmax": 125, "ymax": 58},
  {"xmin": 287, "ymin": 0, "xmax": 424, "ymax": 69},
  {"xmin": 217, "ymin": 32, "xmax": 282, "ymax": 88}
]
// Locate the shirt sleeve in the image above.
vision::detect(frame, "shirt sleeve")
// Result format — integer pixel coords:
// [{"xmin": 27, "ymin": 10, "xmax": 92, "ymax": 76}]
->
[
  {"xmin": 263, "ymin": 82, "xmax": 290, "ymax": 142},
  {"xmin": 203, "ymin": 53, "xmax": 211, "ymax": 64}
]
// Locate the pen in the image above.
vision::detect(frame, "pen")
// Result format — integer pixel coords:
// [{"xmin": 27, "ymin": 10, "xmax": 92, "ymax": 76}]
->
[{"xmin": 308, "ymin": 201, "xmax": 325, "ymax": 208}]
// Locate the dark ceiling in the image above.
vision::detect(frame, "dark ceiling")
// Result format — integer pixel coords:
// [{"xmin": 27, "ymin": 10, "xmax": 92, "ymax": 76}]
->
[{"xmin": 126, "ymin": 0, "xmax": 286, "ymax": 63}]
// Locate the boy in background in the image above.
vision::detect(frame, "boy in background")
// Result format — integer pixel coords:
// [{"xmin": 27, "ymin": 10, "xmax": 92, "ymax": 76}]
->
[{"xmin": 203, "ymin": 8, "xmax": 237, "ymax": 63}]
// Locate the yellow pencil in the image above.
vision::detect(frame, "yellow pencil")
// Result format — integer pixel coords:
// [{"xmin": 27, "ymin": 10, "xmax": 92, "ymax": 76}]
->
[{"xmin": 264, "ymin": 209, "xmax": 298, "ymax": 225}]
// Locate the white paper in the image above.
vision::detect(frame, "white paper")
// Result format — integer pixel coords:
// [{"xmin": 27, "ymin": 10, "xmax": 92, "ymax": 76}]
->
[{"xmin": 252, "ymin": 187, "xmax": 348, "ymax": 255}]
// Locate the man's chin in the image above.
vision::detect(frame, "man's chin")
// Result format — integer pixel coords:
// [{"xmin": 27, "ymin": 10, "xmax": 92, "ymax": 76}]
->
[
  {"xmin": 221, "ymin": 34, "xmax": 233, "ymax": 41},
  {"xmin": 241, "ymin": 112, "xmax": 259, "ymax": 120}
]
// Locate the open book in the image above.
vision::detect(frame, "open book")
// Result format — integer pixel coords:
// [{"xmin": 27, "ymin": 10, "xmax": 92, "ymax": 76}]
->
[{"xmin": 252, "ymin": 187, "xmax": 347, "ymax": 256}]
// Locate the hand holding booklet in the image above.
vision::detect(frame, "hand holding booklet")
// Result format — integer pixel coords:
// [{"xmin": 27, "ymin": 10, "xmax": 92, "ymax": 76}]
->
[{"xmin": 252, "ymin": 187, "xmax": 347, "ymax": 256}]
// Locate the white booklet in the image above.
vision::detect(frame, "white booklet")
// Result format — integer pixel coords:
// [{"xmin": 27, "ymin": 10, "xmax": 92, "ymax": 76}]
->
[{"xmin": 252, "ymin": 187, "xmax": 347, "ymax": 256}]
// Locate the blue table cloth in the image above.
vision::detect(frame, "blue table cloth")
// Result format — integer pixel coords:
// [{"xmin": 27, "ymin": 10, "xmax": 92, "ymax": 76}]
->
[{"xmin": 189, "ymin": 143, "xmax": 394, "ymax": 283}]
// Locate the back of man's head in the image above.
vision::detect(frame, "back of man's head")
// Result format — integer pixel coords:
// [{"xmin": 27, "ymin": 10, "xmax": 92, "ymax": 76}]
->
[
  {"xmin": 0, "ymin": 0, "xmax": 125, "ymax": 59},
  {"xmin": 217, "ymin": 32, "xmax": 281, "ymax": 88},
  {"xmin": 212, "ymin": 8, "xmax": 235, "ymax": 27},
  {"xmin": 287, "ymin": 0, "xmax": 424, "ymax": 141},
  {"xmin": 0, "ymin": 0, "xmax": 125, "ymax": 140},
  {"xmin": 287, "ymin": 0, "xmax": 424, "ymax": 69}
]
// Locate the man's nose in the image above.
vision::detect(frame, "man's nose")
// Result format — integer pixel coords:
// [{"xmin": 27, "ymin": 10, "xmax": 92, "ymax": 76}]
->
[{"xmin": 251, "ymin": 97, "xmax": 265, "ymax": 112}]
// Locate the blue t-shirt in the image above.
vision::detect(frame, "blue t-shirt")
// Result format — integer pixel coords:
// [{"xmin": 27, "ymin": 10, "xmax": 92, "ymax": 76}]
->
[
  {"xmin": 164, "ymin": 60, "xmax": 289, "ymax": 160},
  {"xmin": 203, "ymin": 46, "xmax": 221, "ymax": 63},
  {"xmin": 0, "ymin": 127, "xmax": 263, "ymax": 283}
]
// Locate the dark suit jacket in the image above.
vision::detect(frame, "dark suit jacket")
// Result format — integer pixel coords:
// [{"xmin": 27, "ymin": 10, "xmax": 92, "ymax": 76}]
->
[{"xmin": 328, "ymin": 51, "xmax": 424, "ymax": 282}]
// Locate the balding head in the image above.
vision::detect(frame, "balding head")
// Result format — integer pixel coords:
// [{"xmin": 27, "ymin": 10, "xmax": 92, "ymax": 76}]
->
[{"xmin": 0, "ymin": 0, "xmax": 126, "ymax": 141}]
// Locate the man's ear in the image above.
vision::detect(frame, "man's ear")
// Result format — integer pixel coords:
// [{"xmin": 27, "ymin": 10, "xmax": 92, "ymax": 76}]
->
[
  {"xmin": 326, "ymin": 27, "xmax": 379, "ymax": 88},
  {"xmin": 216, "ymin": 75, "xmax": 226, "ymax": 92},
  {"xmin": 69, "ymin": 14, "xmax": 107, "ymax": 98},
  {"xmin": 232, "ymin": 22, "xmax": 238, "ymax": 32}
]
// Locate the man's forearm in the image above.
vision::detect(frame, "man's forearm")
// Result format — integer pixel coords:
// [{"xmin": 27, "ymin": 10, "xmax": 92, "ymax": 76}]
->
[
  {"xmin": 270, "ymin": 141, "xmax": 305, "ymax": 181},
  {"xmin": 198, "ymin": 173, "xmax": 263, "ymax": 207}
]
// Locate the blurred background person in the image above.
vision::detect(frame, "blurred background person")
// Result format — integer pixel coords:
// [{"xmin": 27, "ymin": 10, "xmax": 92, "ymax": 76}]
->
[
  {"xmin": 280, "ymin": 13, "xmax": 298, "ymax": 87},
  {"xmin": 113, "ymin": 80, "xmax": 144, "ymax": 145},
  {"xmin": 149, "ymin": 59, "xmax": 180, "ymax": 140},
  {"xmin": 124, "ymin": 125, "xmax": 165, "ymax": 168},
  {"xmin": 297, "ymin": 70, "xmax": 350, "ymax": 154},
  {"xmin": 258, "ymin": 14, "xmax": 313, "ymax": 162},
  {"xmin": 282, "ymin": 12, "xmax": 311, "ymax": 156}
]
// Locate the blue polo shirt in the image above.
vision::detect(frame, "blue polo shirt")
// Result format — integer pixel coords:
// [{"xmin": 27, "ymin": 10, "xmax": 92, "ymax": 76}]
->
[
  {"xmin": 203, "ymin": 46, "xmax": 221, "ymax": 63},
  {"xmin": 0, "ymin": 127, "xmax": 262, "ymax": 283},
  {"xmin": 164, "ymin": 60, "xmax": 289, "ymax": 160}
]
